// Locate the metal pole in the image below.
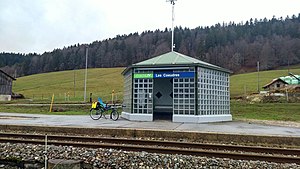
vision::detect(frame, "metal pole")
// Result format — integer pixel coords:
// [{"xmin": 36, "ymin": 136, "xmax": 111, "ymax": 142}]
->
[
  {"xmin": 171, "ymin": 1, "xmax": 175, "ymax": 52},
  {"xmin": 74, "ymin": 69, "xmax": 76, "ymax": 98},
  {"xmin": 286, "ymin": 88, "xmax": 289, "ymax": 102},
  {"xmin": 84, "ymin": 46, "xmax": 88, "ymax": 102},
  {"xmin": 44, "ymin": 134, "xmax": 47, "ymax": 169},
  {"xmin": 257, "ymin": 61, "xmax": 260, "ymax": 93},
  {"xmin": 288, "ymin": 59, "xmax": 290, "ymax": 74}
]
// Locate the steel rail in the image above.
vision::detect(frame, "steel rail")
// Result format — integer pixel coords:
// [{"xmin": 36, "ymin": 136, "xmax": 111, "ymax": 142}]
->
[
  {"xmin": 0, "ymin": 137, "xmax": 299, "ymax": 164},
  {"xmin": 0, "ymin": 132, "xmax": 299, "ymax": 156}
]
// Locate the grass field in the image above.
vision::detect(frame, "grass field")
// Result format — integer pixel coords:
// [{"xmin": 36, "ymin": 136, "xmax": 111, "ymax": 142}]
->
[
  {"xmin": 13, "ymin": 67, "xmax": 300, "ymax": 101},
  {"xmin": 0, "ymin": 104, "xmax": 122, "ymax": 115},
  {"xmin": 0, "ymin": 105, "xmax": 90, "ymax": 115},
  {"xmin": 231, "ymin": 100, "xmax": 300, "ymax": 122},
  {"xmin": 13, "ymin": 67, "xmax": 125, "ymax": 102},
  {"xmin": 4, "ymin": 66, "xmax": 300, "ymax": 122}
]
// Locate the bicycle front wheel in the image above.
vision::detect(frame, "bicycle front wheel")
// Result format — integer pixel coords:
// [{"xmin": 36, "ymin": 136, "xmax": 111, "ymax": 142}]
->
[
  {"xmin": 110, "ymin": 109, "xmax": 119, "ymax": 121},
  {"xmin": 90, "ymin": 108, "xmax": 102, "ymax": 120}
]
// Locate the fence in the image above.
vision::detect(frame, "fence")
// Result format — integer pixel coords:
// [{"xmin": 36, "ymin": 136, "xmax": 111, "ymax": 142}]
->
[{"xmin": 27, "ymin": 92, "xmax": 122, "ymax": 103}]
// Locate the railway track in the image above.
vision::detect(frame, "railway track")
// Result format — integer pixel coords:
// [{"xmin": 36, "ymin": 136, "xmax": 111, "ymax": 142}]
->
[{"xmin": 0, "ymin": 132, "xmax": 299, "ymax": 164}]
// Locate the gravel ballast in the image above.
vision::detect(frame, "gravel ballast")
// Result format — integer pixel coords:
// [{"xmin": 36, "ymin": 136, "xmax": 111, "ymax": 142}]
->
[{"xmin": 0, "ymin": 143, "xmax": 299, "ymax": 169}]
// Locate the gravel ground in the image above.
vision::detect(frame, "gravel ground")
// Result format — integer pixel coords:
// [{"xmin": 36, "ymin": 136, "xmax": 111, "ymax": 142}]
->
[
  {"xmin": 0, "ymin": 143, "xmax": 299, "ymax": 169},
  {"xmin": 239, "ymin": 119, "xmax": 300, "ymax": 128}
]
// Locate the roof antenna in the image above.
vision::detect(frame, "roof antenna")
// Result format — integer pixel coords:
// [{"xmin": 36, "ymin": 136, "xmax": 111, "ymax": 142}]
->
[{"xmin": 166, "ymin": 0, "xmax": 177, "ymax": 52}]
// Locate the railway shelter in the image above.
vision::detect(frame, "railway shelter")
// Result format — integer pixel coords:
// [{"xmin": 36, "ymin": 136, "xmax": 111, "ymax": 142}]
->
[{"xmin": 121, "ymin": 51, "xmax": 232, "ymax": 123}]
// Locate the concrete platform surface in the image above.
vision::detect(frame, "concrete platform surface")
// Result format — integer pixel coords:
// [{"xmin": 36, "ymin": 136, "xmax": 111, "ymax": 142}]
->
[{"xmin": 0, "ymin": 112, "xmax": 300, "ymax": 137}]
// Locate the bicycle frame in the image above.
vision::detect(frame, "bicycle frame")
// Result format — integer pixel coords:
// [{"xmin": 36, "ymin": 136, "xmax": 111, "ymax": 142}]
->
[{"xmin": 90, "ymin": 101, "xmax": 119, "ymax": 121}]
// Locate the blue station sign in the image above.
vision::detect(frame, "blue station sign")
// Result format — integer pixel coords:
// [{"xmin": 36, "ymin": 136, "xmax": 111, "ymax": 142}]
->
[{"xmin": 154, "ymin": 72, "xmax": 195, "ymax": 78}]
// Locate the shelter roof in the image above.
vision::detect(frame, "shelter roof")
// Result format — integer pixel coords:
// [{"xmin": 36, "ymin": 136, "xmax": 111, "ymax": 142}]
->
[
  {"xmin": 263, "ymin": 75, "xmax": 300, "ymax": 89},
  {"xmin": 122, "ymin": 51, "xmax": 231, "ymax": 75},
  {"xmin": 279, "ymin": 75, "xmax": 300, "ymax": 85}
]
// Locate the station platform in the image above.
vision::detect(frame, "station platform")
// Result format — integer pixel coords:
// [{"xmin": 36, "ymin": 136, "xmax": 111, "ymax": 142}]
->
[{"xmin": 0, "ymin": 112, "xmax": 300, "ymax": 137}]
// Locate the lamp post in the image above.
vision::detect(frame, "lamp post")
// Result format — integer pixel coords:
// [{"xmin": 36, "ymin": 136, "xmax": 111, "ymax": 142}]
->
[
  {"xmin": 84, "ymin": 46, "xmax": 88, "ymax": 102},
  {"xmin": 167, "ymin": 0, "xmax": 177, "ymax": 52},
  {"xmin": 73, "ymin": 69, "xmax": 76, "ymax": 98},
  {"xmin": 257, "ymin": 61, "xmax": 260, "ymax": 93}
]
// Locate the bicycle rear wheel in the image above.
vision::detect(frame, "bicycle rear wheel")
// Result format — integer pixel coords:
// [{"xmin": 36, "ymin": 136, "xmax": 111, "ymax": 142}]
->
[
  {"xmin": 90, "ymin": 108, "xmax": 102, "ymax": 120},
  {"xmin": 110, "ymin": 109, "xmax": 119, "ymax": 121}
]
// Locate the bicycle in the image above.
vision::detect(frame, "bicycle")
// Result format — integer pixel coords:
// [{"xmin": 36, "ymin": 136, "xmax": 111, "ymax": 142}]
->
[{"xmin": 90, "ymin": 98, "xmax": 119, "ymax": 121}]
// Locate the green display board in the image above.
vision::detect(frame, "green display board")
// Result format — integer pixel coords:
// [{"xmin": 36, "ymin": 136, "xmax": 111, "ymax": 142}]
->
[{"xmin": 133, "ymin": 73, "xmax": 153, "ymax": 79}]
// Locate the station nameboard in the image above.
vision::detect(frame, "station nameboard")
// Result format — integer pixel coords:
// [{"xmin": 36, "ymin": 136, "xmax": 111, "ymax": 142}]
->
[
  {"xmin": 133, "ymin": 72, "xmax": 194, "ymax": 79},
  {"xmin": 154, "ymin": 72, "xmax": 195, "ymax": 78}
]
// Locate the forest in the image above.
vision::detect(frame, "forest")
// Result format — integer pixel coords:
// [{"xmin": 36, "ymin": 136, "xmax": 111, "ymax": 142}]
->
[{"xmin": 1, "ymin": 14, "xmax": 300, "ymax": 77}]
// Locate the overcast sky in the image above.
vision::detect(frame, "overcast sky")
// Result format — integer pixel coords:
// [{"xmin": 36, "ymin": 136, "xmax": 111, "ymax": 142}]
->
[{"xmin": 1, "ymin": 0, "xmax": 300, "ymax": 54}]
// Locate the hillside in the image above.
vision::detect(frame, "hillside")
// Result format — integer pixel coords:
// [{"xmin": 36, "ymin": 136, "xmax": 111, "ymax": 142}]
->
[
  {"xmin": 13, "ymin": 67, "xmax": 125, "ymax": 102},
  {"xmin": 2, "ymin": 14, "xmax": 300, "ymax": 77},
  {"xmin": 13, "ymin": 67, "xmax": 300, "ymax": 102}
]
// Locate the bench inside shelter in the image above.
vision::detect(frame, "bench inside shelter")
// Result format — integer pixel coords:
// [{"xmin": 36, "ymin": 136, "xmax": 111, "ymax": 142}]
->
[{"xmin": 153, "ymin": 105, "xmax": 173, "ymax": 120}]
